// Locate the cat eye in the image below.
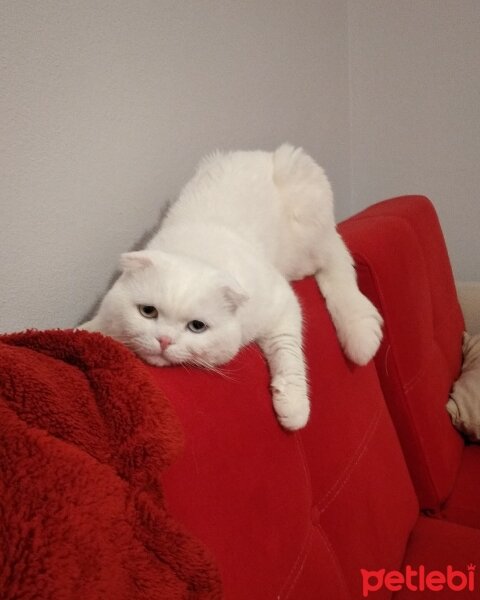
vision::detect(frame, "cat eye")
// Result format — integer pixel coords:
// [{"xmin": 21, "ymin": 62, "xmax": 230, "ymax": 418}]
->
[
  {"xmin": 138, "ymin": 305, "xmax": 158, "ymax": 319},
  {"xmin": 187, "ymin": 320, "xmax": 208, "ymax": 333}
]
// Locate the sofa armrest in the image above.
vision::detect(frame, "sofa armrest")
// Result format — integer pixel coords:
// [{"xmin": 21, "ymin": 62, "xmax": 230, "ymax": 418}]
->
[{"xmin": 456, "ymin": 281, "xmax": 480, "ymax": 335}]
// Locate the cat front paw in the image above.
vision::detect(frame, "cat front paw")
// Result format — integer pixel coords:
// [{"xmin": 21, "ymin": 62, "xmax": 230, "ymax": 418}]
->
[
  {"xmin": 340, "ymin": 295, "xmax": 383, "ymax": 366},
  {"xmin": 271, "ymin": 375, "xmax": 310, "ymax": 431}
]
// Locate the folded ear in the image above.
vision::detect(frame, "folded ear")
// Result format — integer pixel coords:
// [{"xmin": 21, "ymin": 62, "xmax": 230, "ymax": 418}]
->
[
  {"xmin": 220, "ymin": 275, "xmax": 249, "ymax": 312},
  {"xmin": 119, "ymin": 251, "xmax": 155, "ymax": 272}
]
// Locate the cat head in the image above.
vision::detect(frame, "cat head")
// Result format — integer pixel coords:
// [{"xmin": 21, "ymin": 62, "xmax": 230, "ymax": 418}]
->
[{"xmin": 94, "ymin": 250, "xmax": 248, "ymax": 368}]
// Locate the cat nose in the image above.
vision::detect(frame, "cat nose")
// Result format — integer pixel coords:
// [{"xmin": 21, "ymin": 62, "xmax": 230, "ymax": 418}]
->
[{"xmin": 158, "ymin": 336, "xmax": 172, "ymax": 351}]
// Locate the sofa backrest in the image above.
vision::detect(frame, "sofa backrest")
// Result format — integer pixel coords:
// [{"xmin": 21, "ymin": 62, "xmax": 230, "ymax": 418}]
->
[
  {"xmin": 152, "ymin": 277, "xmax": 418, "ymax": 599},
  {"xmin": 339, "ymin": 195, "xmax": 465, "ymax": 512}
]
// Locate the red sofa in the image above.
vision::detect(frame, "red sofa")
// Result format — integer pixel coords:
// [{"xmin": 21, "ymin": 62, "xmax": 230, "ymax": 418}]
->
[
  {"xmin": 4, "ymin": 196, "xmax": 476, "ymax": 599},
  {"xmin": 150, "ymin": 196, "xmax": 480, "ymax": 599}
]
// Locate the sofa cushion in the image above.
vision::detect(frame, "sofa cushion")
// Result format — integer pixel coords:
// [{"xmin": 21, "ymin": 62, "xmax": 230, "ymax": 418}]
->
[
  {"xmin": 396, "ymin": 516, "xmax": 480, "ymax": 599},
  {"xmin": 441, "ymin": 444, "xmax": 480, "ymax": 529},
  {"xmin": 155, "ymin": 277, "xmax": 419, "ymax": 599},
  {"xmin": 339, "ymin": 196, "xmax": 466, "ymax": 512}
]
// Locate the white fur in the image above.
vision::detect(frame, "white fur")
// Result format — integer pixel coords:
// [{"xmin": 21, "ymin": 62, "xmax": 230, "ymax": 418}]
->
[{"xmin": 81, "ymin": 145, "xmax": 383, "ymax": 430}]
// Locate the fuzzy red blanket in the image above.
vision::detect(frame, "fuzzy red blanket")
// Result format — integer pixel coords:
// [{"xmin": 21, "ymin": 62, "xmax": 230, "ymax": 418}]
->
[{"xmin": 0, "ymin": 329, "xmax": 221, "ymax": 600}]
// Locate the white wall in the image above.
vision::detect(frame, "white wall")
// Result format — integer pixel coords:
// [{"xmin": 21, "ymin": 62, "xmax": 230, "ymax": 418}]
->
[
  {"xmin": 0, "ymin": 0, "xmax": 350, "ymax": 332},
  {"xmin": 2, "ymin": 1, "xmax": 479, "ymax": 333},
  {"xmin": 349, "ymin": 0, "xmax": 480, "ymax": 280}
]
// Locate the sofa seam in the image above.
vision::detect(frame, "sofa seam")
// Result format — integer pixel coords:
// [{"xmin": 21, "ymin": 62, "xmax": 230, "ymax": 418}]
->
[
  {"xmin": 279, "ymin": 527, "xmax": 313, "ymax": 600},
  {"xmin": 315, "ymin": 405, "xmax": 383, "ymax": 516},
  {"xmin": 314, "ymin": 523, "xmax": 351, "ymax": 599},
  {"xmin": 275, "ymin": 434, "xmax": 313, "ymax": 599}
]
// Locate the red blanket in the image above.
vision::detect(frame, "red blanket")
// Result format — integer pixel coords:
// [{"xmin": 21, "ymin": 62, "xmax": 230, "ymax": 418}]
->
[{"xmin": 0, "ymin": 329, "xmax": 221, "ymax": 599}]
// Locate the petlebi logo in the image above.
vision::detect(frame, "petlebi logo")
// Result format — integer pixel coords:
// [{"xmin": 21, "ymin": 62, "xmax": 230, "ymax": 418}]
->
[{"xmin": 361, "ymin": 564, "xmax": 476, "ymax": 596}]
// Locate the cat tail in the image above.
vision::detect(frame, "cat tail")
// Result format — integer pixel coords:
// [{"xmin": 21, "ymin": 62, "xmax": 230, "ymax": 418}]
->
[
  {"xmin": 273, "ymin": 144, "xmax": 383, "ymax": 366},
  {"xmin": 272, "ymin": 144, "xmax": 334, "ymax": 213}
]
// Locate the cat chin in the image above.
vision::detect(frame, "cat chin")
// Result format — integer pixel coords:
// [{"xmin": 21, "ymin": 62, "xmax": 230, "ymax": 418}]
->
[
  {"xmin": 140, "ymin": 350, "xmax": 197, "ymax": 368},
  {"xmin": 140, "ymin": 353, "xmax": 172, "ymax": 367},
  {"xmin": 142, "ymin": 349, "xmax": 237, "ymax": 369}
]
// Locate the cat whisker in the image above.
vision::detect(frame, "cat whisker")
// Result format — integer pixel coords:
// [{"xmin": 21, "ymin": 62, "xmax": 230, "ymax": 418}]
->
[
  {"xmin": 179, "ymin": 362, "xmax": 195, "ymax": 376},
  {"xmin": 189, "ymin": 356, "xmax": 238, "ymax": 382}
]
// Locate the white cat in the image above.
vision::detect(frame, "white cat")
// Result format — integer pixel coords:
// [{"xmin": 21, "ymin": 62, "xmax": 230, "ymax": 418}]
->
[{"xmin": 81, "ymin": 145, "xmax": 382, "ymax": 430}]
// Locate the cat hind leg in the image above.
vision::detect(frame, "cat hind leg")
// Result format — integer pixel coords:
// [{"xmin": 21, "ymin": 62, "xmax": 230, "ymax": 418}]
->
[
  {"xmin": 314, "ymin": 231, "xmax": 383, "ymax": 366},
  {"xmin": 272, "ymin": 144, "xmax": 336, "ymax": 280},
  {"xmin": 273, "ymin": 144, "xmax": 383, "ymax": 365}
]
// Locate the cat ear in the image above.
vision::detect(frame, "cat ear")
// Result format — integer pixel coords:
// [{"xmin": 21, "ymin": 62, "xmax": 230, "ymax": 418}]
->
[
  {"xmin": 119, "ymin": 251, "xmax": 155, "ymax": 272},
  {"xmin": 220, "ymin": 276, "xmax": 249, "ymax": 312}
]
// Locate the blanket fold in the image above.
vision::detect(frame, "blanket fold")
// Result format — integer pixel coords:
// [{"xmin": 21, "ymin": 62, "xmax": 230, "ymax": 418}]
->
[{"xmin": 0, "ymin": 329, "xmax": 221, "ymax": 600}]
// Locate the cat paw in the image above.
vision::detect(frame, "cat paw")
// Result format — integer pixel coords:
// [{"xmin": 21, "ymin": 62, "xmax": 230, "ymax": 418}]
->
[
  {"xmin": 271, "ymin": 375, "xmax": 310, "ymax": 431},
  {"xmin": 340, "ymin": 295, "xmax": 383, "ymax": 366}
]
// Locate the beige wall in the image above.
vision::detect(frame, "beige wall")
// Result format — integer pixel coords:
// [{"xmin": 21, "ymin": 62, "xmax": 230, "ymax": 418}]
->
[
  {"xmin": 349, "ymin": 0, "xmax": 480, "ymax": 280},
  {"xmin": 1, "ymin": 0, "xmax": 350, "ymax": 332}
]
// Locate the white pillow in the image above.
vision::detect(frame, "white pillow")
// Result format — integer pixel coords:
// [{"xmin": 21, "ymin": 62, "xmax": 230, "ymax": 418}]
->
[{"xmin": 446, "ymin": 332, "xmax": 480, "ymax": 441}]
